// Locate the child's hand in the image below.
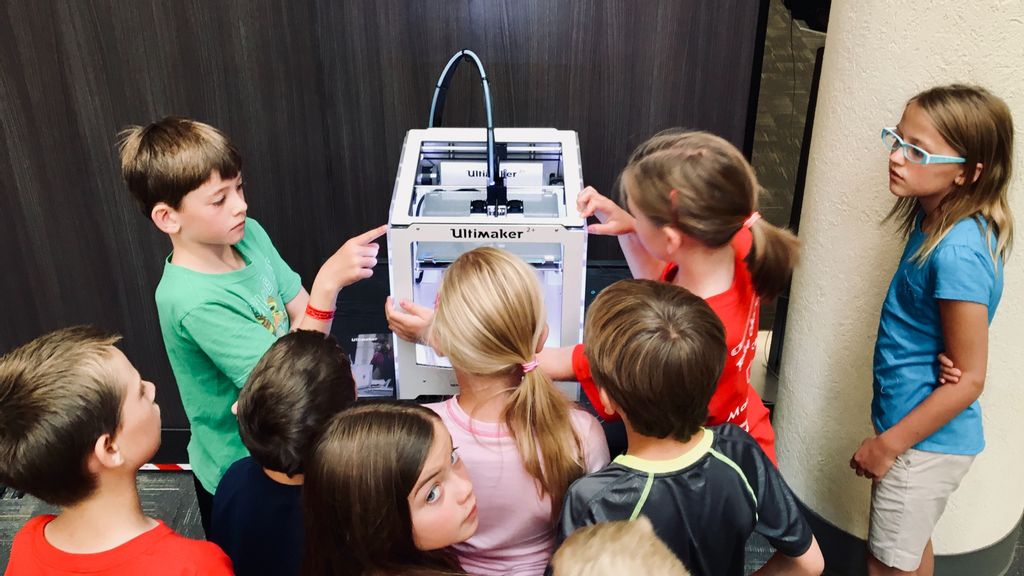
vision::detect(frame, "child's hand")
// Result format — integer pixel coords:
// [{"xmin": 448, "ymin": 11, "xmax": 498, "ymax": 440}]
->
[
  {"xmin": 385, "ymin": 296, "xmax": 434, "ymax": 344},
  {"xmin": 937, "ymin": 352, "xmax": 962, "ymax": 384},
  {"xmin": 850, "ymin": 435, "xmax": 899, "ymax": 481},
  {"xmin": 577, "ymin": 186, "xmax": 636, "ymax": 236},
  {"xmin": 318, "ymin": 225, "xmax": 388, "ymax": 291}
]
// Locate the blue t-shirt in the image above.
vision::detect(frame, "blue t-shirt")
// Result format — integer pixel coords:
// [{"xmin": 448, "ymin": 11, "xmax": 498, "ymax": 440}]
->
[
  {"xmin": 209, "ymin": 457, "xmax": 304, "ymax": 576},
  {"xmin": 872, "ymin": 214, "xmax": 1003, "ymax": 455}
]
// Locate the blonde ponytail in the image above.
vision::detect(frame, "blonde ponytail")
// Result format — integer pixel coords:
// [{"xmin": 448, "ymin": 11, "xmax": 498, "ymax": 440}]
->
[
  {"xmin": 505, "ymin": 368, "xmax": 585, "ymax": 516},
  {"xmin": 430, "ymin": 247, "xmax": 586, "ymax": 517}
]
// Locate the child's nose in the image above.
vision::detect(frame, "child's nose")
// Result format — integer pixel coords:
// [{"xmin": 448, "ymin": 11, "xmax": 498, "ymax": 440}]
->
[
  {"xmin": 454, "ymin": 470, "xmax": 474, "ymax": 504},
  {"xmin": 889, "ymin": 147, "xmax": 906, "ymax": 165}
]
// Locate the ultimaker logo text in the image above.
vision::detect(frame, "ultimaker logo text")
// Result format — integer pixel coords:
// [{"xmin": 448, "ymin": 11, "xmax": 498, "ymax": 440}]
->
[
  {"xmin": 467, "ymin": 169, "xmax": 518, "ymax": 178},
  {"xmin": 450, "ymin": 228, "xmax": 525, "ymax": 239}
]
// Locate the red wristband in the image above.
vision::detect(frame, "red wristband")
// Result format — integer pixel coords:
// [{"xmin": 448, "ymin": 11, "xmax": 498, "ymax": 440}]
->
[{"xmin": 305, "ymin": 303, "xmax": 335, "ymax": 321}]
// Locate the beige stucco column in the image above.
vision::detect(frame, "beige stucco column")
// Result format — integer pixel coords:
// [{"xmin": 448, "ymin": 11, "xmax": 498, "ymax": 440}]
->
[{"xmin": 773, "ymin": 0, "xmax": 1024, "ymax": 566}]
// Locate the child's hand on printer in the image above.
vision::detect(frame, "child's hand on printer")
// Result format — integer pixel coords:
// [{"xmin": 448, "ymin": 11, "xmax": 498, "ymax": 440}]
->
[
  {"xmin": 577, "ymin": 186, "xmax": 636, "ymax": 236},
  {"xmin": 386, "ymin": 296, "xmax": 434, "ymax": 344}
]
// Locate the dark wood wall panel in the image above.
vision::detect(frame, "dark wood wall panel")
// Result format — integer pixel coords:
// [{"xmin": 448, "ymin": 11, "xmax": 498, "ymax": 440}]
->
[{"xmin": 0, "ymin": 0, "xmax": 766, "ymax": 444}]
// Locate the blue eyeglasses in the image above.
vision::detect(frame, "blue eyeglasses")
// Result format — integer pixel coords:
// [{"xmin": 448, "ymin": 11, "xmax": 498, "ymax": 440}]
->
[{"xmin": 881, "ymin": 128, "xmax": 965, "ymax": 165}]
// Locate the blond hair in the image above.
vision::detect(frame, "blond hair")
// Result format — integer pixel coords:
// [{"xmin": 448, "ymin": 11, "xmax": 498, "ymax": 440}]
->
[
  {"xmin": 429, "ymin": 247, "xmax": 585, "ymax": 516},
  {"xmin": 584, "ymin": 279, "xmax": 725, "ymax": 441},
  {"xmin": 622, "ymin": 130, "xmax": 800, "ymax": 300},
  {"xmin": 552, "ymin": 517, "xmax": 691, "ymax": 576},
  {"xmin": 887, "ymin": 84, "xmax": 1015, "ymax": 265},
  {"xmin": 0, "ymin": 326, "xmax": 123, "ymax": 506},
  {"xmin": 118, "ymin": 116, "xmax": 242, "ymax": 216}
]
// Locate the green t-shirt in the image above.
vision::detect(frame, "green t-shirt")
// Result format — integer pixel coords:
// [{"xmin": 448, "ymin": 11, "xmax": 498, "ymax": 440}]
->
[{"xmin": 155, "ymin": 217, "xmax": 302, "ymax": 493}]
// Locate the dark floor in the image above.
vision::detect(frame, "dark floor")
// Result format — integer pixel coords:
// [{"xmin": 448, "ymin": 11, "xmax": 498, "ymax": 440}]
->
[{"xmin": 3, "ymin": 1, "xmax": 1021, "ymax": 575}]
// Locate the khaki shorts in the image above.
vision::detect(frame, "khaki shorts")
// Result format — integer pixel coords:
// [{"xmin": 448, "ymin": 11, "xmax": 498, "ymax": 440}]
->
[{"xmin": 868, "ymin": 448, "xmax": 975, "ymax": 571}]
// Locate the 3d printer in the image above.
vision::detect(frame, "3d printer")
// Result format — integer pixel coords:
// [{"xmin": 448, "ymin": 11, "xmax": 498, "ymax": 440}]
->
[{"xmin": 387, "ymin": 50, "xmax": 587, "ymax": 399}]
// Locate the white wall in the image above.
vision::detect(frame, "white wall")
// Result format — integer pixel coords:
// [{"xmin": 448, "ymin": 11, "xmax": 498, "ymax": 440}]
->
[{"xmin": 774, "ymin": 0, "xmax": 1024, "ymax": 554}]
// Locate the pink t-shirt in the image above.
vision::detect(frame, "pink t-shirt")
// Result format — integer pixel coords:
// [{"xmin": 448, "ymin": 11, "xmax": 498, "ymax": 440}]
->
[{"xmin": 427, "ymin": 397, "xmax": 610, "ymax": 576}]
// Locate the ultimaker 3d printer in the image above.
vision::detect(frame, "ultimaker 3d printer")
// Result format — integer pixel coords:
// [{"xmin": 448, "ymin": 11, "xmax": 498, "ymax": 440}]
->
[{"xmin": 387, "ymin": 50, "xmax": 587, "ymax": 399}]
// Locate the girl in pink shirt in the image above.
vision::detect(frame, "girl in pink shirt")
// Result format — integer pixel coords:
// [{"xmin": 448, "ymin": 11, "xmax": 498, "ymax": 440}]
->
[{"xmin": 426, "ymin": 247, "xmax": 610, "ymax": 576}]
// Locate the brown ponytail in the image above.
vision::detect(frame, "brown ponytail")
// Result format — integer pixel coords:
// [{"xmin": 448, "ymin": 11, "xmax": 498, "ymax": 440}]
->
[
  {"xmin": 622, "ymin": 129, "xmax": 800, "ymax": 300},
  {"xmin": 746, "ymin": 219, "xmax": 800, "ymax": 300}
]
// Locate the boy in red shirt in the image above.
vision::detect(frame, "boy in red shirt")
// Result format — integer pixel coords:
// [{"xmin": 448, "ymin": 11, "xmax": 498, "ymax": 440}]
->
[{"xmin": 0, "ymin": 326, "xmax": 233, "ymax": 575}]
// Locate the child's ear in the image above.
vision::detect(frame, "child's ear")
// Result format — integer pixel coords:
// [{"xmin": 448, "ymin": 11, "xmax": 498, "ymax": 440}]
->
[
  {"xmin": 955, "ymin": 162, "xmax": 984, "ymax": 186},
  {"xmin": 662, "ymin": 225, "xmax": 685, "ymax": 254},
  {"xmin": 597, "ymin": 388, "xmax": 617, "ymax": 417},
  {"xmin": 535, "ymin": 325, "xmax": 549, "ymax": 354},
  {"xmin": 91, "ymin": 433, "xmax": 125, "ymax": 471},
  {"xmin": 151, "ymin": 202, "xmax": 181, "ymax": 234}
]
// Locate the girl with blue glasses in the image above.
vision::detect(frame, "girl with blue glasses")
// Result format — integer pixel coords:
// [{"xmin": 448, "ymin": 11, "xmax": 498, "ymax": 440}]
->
[{"xmin": 852, "ymin": 84, "xmax": 1014, "ymax": 575}]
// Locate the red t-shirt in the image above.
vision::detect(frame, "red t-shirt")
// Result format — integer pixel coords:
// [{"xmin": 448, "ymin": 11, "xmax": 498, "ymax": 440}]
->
[
  {"xmin": 573, "ymin": 227, "xmax": 778, "ymax": 465},
  {"xmin": 4, "ymin": 515, "xmax": 234, "ymax": 575}
]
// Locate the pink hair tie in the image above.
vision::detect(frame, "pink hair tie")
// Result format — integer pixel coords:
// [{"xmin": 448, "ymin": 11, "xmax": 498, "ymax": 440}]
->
[
  {"xmin": 521, "ymin": 358, "xmax": 540, "ymax": 374},
  {"xmin": 743, "ymin": 211, "xmax": 762, "ymax": 229}
]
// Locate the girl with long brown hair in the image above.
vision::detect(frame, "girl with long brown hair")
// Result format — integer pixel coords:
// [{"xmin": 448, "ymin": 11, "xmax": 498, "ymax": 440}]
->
[
  {"xmin": 850, "ymin": 84, "xmax": 1013, "ymax": 575},
  {"xmin": 542, "ymin": 130, "xmax": 800, "ymax": 465},
  {"xmin": 424, "ymin": 247, "xmax": 610, "ymax": 576},
  {"xmin": 301, "ymin": 403, "xmax": 478, "ymax": 576}
]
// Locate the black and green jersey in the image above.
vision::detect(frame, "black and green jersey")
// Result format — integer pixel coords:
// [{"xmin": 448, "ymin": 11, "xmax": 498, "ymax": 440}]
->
[{"xmin": 556, "ymin": 425, "xmax": 813, "ymax": 576}]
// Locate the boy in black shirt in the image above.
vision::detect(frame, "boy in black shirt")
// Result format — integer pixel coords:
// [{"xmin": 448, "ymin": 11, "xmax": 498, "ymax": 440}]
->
[
  {"xmin": 209, "ymin": 330, "xmax": 356, "ymax": 576},
  {"xmin": 557, "ymin": 280, "xmax": 824, "ymax": 576}
]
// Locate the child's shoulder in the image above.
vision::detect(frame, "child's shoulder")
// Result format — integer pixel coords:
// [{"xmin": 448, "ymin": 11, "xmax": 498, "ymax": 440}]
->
[
  {"xmin": 567, "ymin": 405, "xmax": 603, "ymax": 431},
  {"xmin": 153, "ymin": 524, "xmax": 233, "ymax": 566},
  {"xmin": 939, "ymin": 215, "xmax": 993, "ymax": 250},
  {"xmin": 216, "ymin": 456, "xmax": 262, "ymax": 493},
  {"xmin": 929, "ymin": 215, "xmax": 1000, "ymax": 271},
  {"xmin": 707, "ymin": 424, "xmax": 774, "ymax": 468},
  {"xmin": 565, "ymin": 460, "xmax": 634, "ymax": 503},
  {"xmin": 10, "ymin": 514, "xmax": 53, "ymax": 545},
  {"xmin": 6, "ymin": 515, "xmax": 54, "ymax": 572},
  {"xmin": 8, "ymin": 516, "xmax": 232, "ymax": 575}
]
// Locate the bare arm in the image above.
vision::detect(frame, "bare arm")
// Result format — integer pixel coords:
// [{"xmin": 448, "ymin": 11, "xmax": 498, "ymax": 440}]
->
[
  {"xmin": 577, "ymin": 186, "xmax": 663, "ymax": 280},
  {"xmin": 852, "ymin": 300, "xmax": 988, "ymax": 479},
  {"xmin": 617, "ymin": 232, "xmax": 665, "ymax": 281},
  {"xmin": 285, "ymin": 287, "xmax": 310, "ymax": 328},
  {"xmin": 538, "ymin": 345, "xmax": 576, "ymax": 381},
  {"xmin": 292, "ymin": 224, "xmax": 388, "ymax": 335}
]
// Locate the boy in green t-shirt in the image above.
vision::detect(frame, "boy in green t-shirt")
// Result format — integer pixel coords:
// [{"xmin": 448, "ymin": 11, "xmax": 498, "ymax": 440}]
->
[{"xmin": 118, "ymin": 117, "xmax": 385, "ymax": 533}]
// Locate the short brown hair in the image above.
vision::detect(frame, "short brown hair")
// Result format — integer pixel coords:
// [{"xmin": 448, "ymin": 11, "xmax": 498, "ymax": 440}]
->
[
  {"xmin": 584, "ymin": 279, "xmax": 725, "ymax": 441},
  {"xmin": 0, "ymin": 326, "xmax": 124, "ymax": 506},
  {"xmin": 237, "ymin": 331, "xmax": 356, "ymax": 475},
  {"xmin": 552, "ymin": 517, "xmax": 690, "ymax": 576},
  {"xmin": 118, "ymin": 116, "xmax": 242, "ymax": 216}
]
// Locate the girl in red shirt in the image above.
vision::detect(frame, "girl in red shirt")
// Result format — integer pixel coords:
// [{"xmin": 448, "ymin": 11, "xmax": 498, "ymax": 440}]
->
[{"xmin": 563, "ymin": 130, "xmax": 800, "ymax": 464}]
